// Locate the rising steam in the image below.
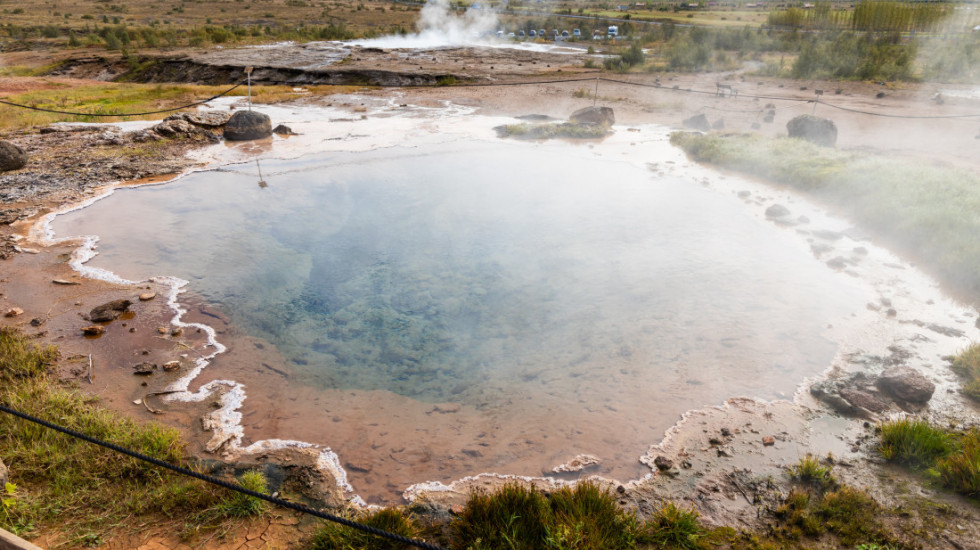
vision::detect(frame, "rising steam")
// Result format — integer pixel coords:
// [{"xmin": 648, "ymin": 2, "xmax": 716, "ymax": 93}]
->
[{"xmin": 352, "ymin": 0, "xmax": 500, "ymax": 49}]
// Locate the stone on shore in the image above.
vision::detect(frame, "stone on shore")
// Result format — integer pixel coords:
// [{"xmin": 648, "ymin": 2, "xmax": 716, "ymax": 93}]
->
[
  {"xmin": 224, "ymin": 110, "xmax": 273, "ymax": 141},
  {"xmin": 133, "ymin": 362, "xmax": 157, "ymax": 375},
  {"xmin": 0, "ymin": 457, "xmax": 7, "ymax": 488},
  {"xmin": 0, "ymin": 140, "xmax": 28, "ymax": 172},
  {"xmin": 787, "ymin": 115, "xmax": 837, "ymax": 147},
  {"xmin": 877, "ymin": 366, "xmax": 935, "ymax": 403},
  {"xmin": 682, "ymin": 113, "xmax": 710, "ymax": 131},
  {"xmin": 82, "ymin": 325, "xmax": 106, "ymax": 336},
  {"xmin": 89, "ymin": 299, "xmax": 132, "ymax": 323},
  {"xmin": 569, "ymin": 106, "xmax": 615, "ymax": 127}
]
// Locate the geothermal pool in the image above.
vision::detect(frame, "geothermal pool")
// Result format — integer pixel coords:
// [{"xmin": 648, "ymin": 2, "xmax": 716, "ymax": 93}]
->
[{"xmin": 53, "ymin": 137, "xmax": 870, "ymax": 502}]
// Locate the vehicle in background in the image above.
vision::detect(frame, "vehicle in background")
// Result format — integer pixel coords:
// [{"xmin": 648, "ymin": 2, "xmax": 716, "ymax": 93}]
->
[
  {"xmin": 608, "ymin": 25, "xmax": 619, "ymax": 38},
  {"xmin": 539, "ymin": 29, "xmax": 546, "ymax": 38},
  {"xmin": 529, "ymin": 29, "xmax": 536, "ymax": 37},
  {"xmin": 561, "ymin": 30, "xmax": 570, "ymax": 38},
  {"xmin": 518, "ymin": 30, "xmax": 525, "ymax": 38},
  {"xmin": 573, "ymin": 28, "xmax": 581, "ymax": 37}
]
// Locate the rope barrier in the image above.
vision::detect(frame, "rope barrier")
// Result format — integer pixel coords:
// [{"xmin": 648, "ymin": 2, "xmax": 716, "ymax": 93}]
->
[
  {"xmin": 0, "ymin": 83, "xmax": 244, "ymax": 118},
  {"xmin": 0, "ymin": 402, "xmax": 448, "ymax": 550}
]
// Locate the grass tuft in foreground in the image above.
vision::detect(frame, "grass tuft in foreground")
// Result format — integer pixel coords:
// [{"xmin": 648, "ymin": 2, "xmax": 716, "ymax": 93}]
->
[
  {"xmin": 879, "ymin": 418, "xmax": 980, "ymax": 497},
  {"xmin": 951, "ymin": 343, "xmax": 980, "ymax": 402},
  {"xmin": 0, "ymin": 328, "xmax": 267, "ymax": 542}
]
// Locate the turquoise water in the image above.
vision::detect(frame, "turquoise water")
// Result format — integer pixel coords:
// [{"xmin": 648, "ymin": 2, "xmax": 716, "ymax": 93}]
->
[{"xmin": 54, "ymin": 139, "xmax": 867, "ymax": 495}]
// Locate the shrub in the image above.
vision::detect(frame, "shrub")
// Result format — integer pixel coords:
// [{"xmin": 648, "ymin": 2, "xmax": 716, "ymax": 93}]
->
[{"xmin": 951, "ymin": 344, "xmax": 980, "ymax": 401}]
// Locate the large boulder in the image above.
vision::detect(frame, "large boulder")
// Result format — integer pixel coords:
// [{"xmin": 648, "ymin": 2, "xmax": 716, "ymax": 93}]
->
[
  {"xmin": 877, "ymin": 366, "xmax": 935, "ymax": 403},
  {"xmin": 89, "ymin": 299, "xmax": 132, "ymax": 323},
  {"xmin": 224, "ymin": 110, "xmax": 273, "ymax": 141},
  {"xmin": 0, "ymin": 141, "xmax": 28, "ymax": 172},
  {"xmin": 787, "ymin": 115, "xmax": 837, "ymax": 147},
  {"xmin": 569, "ymin": 106, "xmax": 615, "ymax": 127}
]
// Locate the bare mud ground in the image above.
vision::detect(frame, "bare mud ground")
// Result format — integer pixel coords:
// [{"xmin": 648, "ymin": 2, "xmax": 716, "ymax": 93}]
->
[{"xmin": 3, "ymin": 44, "xmax": 980, "ymax": 548}]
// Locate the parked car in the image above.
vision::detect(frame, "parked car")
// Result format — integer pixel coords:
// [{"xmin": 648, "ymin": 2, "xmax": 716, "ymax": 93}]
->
[
  {"xmin": 529, "ymin": 29, "xmax": 536, "ymax": 37},
  {"xmin": 561, "ymin": 30, "xmax": 570, "ymax": 38},
  {"xmin": 573, "ymin": 28, "xmax": 581, "ymax": 37},
  {"xmin": 539, "ymin": 29, "xmax": 546, "ymax": 38},
  {"xmin": 518, "ymin": 30, "xmax": 525, "ymax": 38}
]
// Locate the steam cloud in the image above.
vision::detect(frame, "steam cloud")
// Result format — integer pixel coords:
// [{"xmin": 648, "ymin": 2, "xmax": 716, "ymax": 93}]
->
[{"xmin": 352, "ymin": 0, "xmax": 501, "ymax": 49}]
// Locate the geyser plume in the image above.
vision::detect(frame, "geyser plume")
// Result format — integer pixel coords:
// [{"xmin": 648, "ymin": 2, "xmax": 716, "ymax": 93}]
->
[{"xmin": 352, "ymin": 0, "xmax": 500, "ymax": 49}]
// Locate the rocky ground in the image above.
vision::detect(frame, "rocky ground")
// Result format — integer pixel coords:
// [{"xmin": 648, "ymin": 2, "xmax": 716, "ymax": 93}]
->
[{"xmin": 3, "ymin": 43, "xmax": 980, "ymax": 548}]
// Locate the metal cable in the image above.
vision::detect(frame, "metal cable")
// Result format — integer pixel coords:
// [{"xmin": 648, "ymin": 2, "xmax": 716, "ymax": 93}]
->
[
  {"xmin": 0, "ymin": 83, "xmax": 244, "ymax": 117},
  {"xmin": 0, "ymin": 402, "xmax": 448, "ymax": 550}
]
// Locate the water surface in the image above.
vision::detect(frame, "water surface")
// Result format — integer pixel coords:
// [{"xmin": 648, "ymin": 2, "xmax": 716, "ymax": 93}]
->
[{"xmin": 54, "ymin": 139, "xmax": 868, "ymax": 501}]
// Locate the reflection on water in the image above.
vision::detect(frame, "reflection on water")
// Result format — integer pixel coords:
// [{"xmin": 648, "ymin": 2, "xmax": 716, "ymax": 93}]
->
[{"xmin": 53, "ymin": 139, "xmax": 868, "ymax": 500}]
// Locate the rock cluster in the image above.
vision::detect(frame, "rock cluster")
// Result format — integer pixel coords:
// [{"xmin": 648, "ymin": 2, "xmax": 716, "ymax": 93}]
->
[{"xmin": 811, "ymin": 362, "xmax": 936, "ymax": 418}]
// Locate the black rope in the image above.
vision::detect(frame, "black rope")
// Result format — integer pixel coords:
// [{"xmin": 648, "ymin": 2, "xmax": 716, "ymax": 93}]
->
[
  {"xmin": 0, "ymin": 402, "xmax": 447, "ymax": 550},
  {"xmin": 813, "ymin": 98, "xmax": 980, "ymax": 119},
  {"xmin": 0, "ymin": 83, "xmax": 244, "ymax": 118}
]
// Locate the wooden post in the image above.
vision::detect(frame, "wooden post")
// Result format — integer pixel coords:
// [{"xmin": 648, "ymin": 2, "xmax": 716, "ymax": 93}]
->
[{"xmin": 245, "ymin": 66, "xmax": 254, "ymax": 111}]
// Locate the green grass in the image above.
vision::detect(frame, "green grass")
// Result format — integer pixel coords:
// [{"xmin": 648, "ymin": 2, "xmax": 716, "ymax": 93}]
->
[
  {"xmin": 935, "ymin": 429, "xmax": 980, "ymax": 497},
  {"xmin": 878, "ymin": 418, "xmax": 980, "ymax": 498},
  {"xmin": 878, "ymin": 418, "xmax": 955, "ymax": 469},
  {"xmin": 670, "ymin": 132, "xmax": 980, "ymax": 302},
  {"xmin": 495, "ymin": 122, "xmax": 610, "ymax": 140},
  {"xmin": 309, "ymin": 507, "xmax": 427, "ymax": 550},
  {"xmin": 789, "ymin": 454, "xmax": 836, "ymax": 488},
  {"xmin": 951, "ymin": 343, "xmax": 980, "ymax": 401},
  {"xmin": 0, "ymin": 328, "xmax": 267, "ymax": 543}
]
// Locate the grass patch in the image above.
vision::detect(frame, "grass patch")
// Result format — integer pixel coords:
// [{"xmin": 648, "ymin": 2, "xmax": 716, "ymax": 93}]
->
[
  {"xmin": 0, "ymin": 81, "xmax": 359, "ymax": 131},
  {"xmin": 951, "ymin": 343, "xmax": 980, "ymax": 401},
  {"xmin": 0, "ymin": 328, "xmax": 266, "ymax": 542},
  {"xmin": 878, "ymin": 418, "xmax": 955, "ymax": 469},
  {"xmin": 789, "ymin": 454, "xmax": 837, "ymax": 489},
  {"xmin": 878, "ymin": 417, "xmax": 980, "ymax": 498},
  {"xmin": 669, "ymin": 132, "xmax": 980, "ymax": 302},
  {"xmin": 495, "ymin": 122, "xmax": 610, "ymax": 140}
]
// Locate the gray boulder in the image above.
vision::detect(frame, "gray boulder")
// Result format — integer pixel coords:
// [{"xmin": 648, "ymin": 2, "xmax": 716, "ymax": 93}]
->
[
  {"xmin": 224, "ymin": 110, "xmax": 273, "ymax": 141},
  {"xmin": 89, "ymin": 299, "xmax": 132, "ymax": 323},
  {"xmin": 569, "ymin": 106, "xmax": 615, "ymax": 127},
  {"xmin": 182, "ymin": 110, "xmax": 232, "ymax": 128},
  {"xmin": 0, "ymin": 457, "xmax": 7, "ymax": 488},
  {"xmin": 877, "ymin": 366, "xmax": 935, "ymax": 403},
  {"xmin": 0, "ymin": 141, "xmax": 27, "ymax": 172},
  {"xmin": 787, "ymin": 115, "xmax": 837, "ymax": 147},
  {"xmin": 682, "ymin": 113, "xmax": 710, "ymax": 132}
]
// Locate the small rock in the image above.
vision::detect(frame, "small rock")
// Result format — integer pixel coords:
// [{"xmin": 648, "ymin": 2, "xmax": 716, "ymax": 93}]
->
[
  {"xmin": 52, "ymin": 279, "xmax": 81, "ymax": 285},
  {"xmin": 162, "ymin": 360, "xmax": 181, "ymax": 371},
  {"xmin": 89, "ymin": 299, "xmax": 131, "ymax": 322},
  {"xmin": 682, "ymin": 113, "xmax": 710, "ymax": 131},
  {"xmin": 224, "ymin": 110, "xmax": 273, "ymax": 141},
  {"xmin": 139, "ymin": 292, "xmax": 156, "ymax": 301},
  {"xmin": 717, "ymin": 448, "xmax": 733, "ymax": 457},
  {"xmin": 708, "ymin": 437, "xmax": 723, "ymax": 445},
  {"xmin": 765, "ymin": 204, "xmax": 791, "ymax": 219},
  {"xmin": 133, "ymin": 362, "xmax": 157, "ymax": 375},
  {"xmin": 787, "ymin": 114, "xmax": 837, "ymax": 147},
  {"xmin": 877, "ymin": 366, "xmax": 935, "ymax": 403},
  {"xmin": 82, "ymin": 325, "xmax": 106, "ymax": 336},
  {"xmin": 170, "ymin": 327, "xmax": 183, "ymax": 337},
  {"xmin": 272, "ymin": 124, "xmax": 298, "ymax": 135},
  {"xmin": 29, "ymin": 317, "xmax": 44, "ymax": 327},
  {"xmin": 762, "ymin": 436, "xmax": 776, "ymax": 446},
  {"xmin": 720, "ymin": 427, "xmax": 732, "ymax": 437},
  {"xmin": 653, "ymin": 456, "xmax": 674, "ymax": 471},
  {"xmin": 0, "ymin": 140, "xmax": 28, "ymax": 172},
  {"xmin": 0, "ymin": 457, "xmax": 7, "ymax": 488},
  {"xmin": 157, "ymin": 327, "xmax": 169, "ymax": 334},
  {"xmin": 569, "ymin": 106, "xmax": 615, "ymax": 127},
  {"xmin": 4, "ymin": 307, "xmax": 23, "ymax": 317}
]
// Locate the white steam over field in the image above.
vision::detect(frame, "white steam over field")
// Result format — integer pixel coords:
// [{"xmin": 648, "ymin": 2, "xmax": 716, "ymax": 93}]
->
[{"xmin": 352, "ymin": 0, "xmax": 500, "ymax": 49}]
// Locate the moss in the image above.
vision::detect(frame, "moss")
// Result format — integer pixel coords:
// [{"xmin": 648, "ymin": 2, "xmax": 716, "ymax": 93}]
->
[
  {"xmin": 495, "ymin": 122, "xmax": 610, "ymax": 140},
  {"xmin": 951, "ymin": 344, "xmax": 980, "ymax": 402}
]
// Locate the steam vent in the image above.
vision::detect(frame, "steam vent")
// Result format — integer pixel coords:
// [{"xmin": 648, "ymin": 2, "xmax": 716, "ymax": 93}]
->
[{"xmin": 224, "ymin": 110, "xmax": 273, "ymax": 141}]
